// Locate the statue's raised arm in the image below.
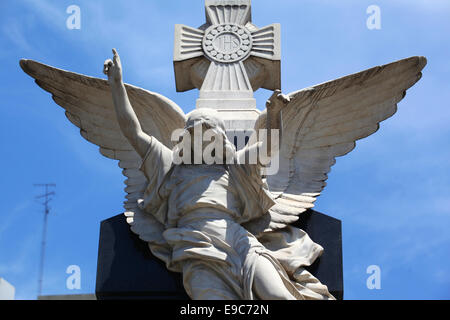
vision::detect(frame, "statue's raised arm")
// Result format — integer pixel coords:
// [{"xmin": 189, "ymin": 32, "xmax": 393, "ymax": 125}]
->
[
  {"xmin": 20, "ymin": 51, "xmax": 187, "ymax": 267},
  {"xmin": 237, "ymin": 90, "xmax": 290, "ymax": 167},
  {"xmin": 103, "ymin": 49, "xmax": 152, "ymax": 159}
]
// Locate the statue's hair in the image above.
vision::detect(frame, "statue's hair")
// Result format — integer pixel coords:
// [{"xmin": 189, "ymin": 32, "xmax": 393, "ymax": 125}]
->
[{"xmin": 185, "ymin": 108, "xmax": 227, "ymax": 132}]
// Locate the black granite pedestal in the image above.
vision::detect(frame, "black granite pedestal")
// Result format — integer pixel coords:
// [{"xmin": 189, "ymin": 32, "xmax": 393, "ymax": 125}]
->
[{"xmin": 95, "ymin": 210, "xmax": 343, "ymax": 300}]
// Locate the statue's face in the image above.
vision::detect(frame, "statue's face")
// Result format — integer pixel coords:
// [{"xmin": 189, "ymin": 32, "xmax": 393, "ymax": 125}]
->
[
  {"xmin": 186, "ymin": 122, "xmax": 225, "ymax": 154},
  {"xmin": 183, "ymin": 109, "xmax": 234, "ymax": 162}
]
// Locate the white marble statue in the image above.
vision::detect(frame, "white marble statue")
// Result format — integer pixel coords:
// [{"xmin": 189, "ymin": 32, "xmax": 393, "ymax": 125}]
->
[{"xmin": 20, "ymin": 0, "xmax": 426, "ymax": 301}]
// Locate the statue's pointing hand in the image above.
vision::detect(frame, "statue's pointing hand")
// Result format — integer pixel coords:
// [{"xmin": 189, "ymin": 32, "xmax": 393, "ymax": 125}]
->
[
  {"xmin": 103, "ymin": 48, "xmax": 123, "ymax": 84},
  {"xmin": 266, "ymin": 89, "xmax": 290, "ymax": 114}
]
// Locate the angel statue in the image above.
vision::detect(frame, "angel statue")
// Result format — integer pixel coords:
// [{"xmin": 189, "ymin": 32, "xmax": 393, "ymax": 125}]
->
[{"xmin": 20, "ymin": 44, "xmax": 426, "ymax": 299}]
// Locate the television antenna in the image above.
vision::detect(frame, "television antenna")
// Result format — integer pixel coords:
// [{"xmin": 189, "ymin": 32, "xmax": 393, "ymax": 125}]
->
[{"xmin": 34, "ymin": 183, "xmax": 56, "ymax": 298}]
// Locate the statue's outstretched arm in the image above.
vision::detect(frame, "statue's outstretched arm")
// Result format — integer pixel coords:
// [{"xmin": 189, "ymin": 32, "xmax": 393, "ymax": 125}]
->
[
  {"xmin": 237, "ymin": 90, "xmax": 289, "ymax": 166},
  {"xmin": 261, "ymin": 90, "xmax": 289, "ymax": 159},
  {"xmin": 104, "ymin": 49, "xmax": 152, "ymax": 158}
]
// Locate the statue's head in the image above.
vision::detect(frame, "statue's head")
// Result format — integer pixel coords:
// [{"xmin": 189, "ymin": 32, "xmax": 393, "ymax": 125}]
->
[
  {"xmin": 185, "ymin": 108, "xmax": 226, "ymax": 134},
  {"xmin": 175, "ymin": 108, "xmax": 235, "ymax": 164}
]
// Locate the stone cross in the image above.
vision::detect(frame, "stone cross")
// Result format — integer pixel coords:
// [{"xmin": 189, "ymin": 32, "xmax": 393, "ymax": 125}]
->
[{"xmin": 173, "ymin": 0, "xmax": 281, "ymax": 139}]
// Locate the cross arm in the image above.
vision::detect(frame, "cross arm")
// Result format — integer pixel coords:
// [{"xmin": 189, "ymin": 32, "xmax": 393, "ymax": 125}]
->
[{"xmin": 174, "ymin": 24, "xmax": 206, "ymax": 92}]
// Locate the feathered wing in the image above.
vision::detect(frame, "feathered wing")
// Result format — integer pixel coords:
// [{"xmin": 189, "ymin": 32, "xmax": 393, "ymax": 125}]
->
[
  {"xmin": 246, "ymin": 56, "xmax": 427, "ymax": 235},
  {"xmin": 20, "ymin": 59, "xmax": 186, "ymax": 255}
]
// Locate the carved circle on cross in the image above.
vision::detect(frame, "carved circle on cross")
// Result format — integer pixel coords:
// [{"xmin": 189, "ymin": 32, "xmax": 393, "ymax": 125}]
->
[{"xmin": 203, "ymin": 23, "xmax": 252, "ymax": 63}]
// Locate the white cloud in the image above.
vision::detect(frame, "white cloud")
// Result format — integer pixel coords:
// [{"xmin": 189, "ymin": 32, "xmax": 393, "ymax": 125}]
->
[
  {"xmin": 0, "ymin": 200, "xmax": 32, "ymax": 240},
  {"xmin": 0, "ymin": 231, "xmax": 40, "ymax": 276},
  {"xmin": 1, "ymin": 21, "xmax": 32, "ymax": 52},
  {"xmin": 18, "ymin": 0, "xmax": 66, "ymax": 30}
]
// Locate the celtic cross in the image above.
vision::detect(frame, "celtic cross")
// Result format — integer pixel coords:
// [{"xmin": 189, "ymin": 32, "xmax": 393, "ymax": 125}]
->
[{"xmin": 173, "ymin": 0, "xmax": 281, "ymax": 133}]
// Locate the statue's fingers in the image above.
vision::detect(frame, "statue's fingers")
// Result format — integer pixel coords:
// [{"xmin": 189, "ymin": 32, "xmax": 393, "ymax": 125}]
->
[
  {"xmin": 112, "ymin": 48, "xmax": 120, "ymax": 64},
  {"xmin": 269, "ymin": 89, "xmax": 281, "ymax": 101}
]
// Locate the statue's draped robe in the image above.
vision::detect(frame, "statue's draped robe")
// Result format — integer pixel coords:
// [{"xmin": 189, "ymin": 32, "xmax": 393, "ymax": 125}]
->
[{"xmin": 139, "ymin": 137, "xmax": 335, "ymax": 300}]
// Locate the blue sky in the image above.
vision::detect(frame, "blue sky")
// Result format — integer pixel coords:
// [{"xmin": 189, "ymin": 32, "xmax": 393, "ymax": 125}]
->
[{"xmin": 0, "ymin": 0, "xmax": 449, "ymax": 300}]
